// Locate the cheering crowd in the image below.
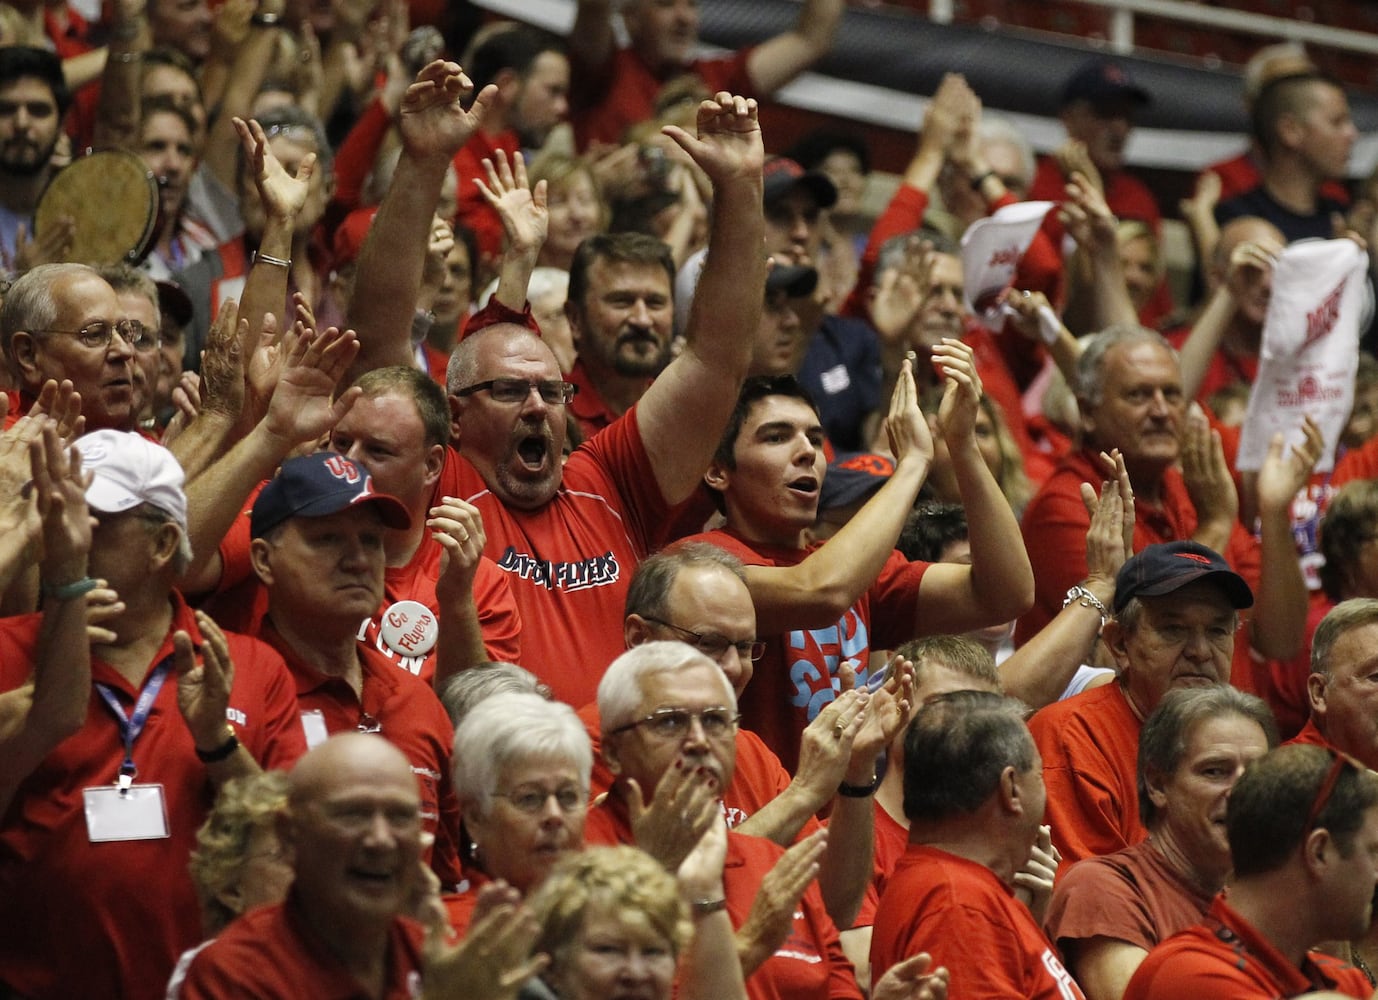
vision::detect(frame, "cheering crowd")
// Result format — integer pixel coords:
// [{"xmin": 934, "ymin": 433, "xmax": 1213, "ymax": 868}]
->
[{"xmin": 1, "ymin": 1, "xmax": 1377, "ymax": 997}]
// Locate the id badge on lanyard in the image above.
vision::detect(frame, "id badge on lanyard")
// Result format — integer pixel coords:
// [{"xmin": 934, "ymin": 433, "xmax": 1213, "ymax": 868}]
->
[{"xmin": 83, "ymin": 659, "xmax": 174, "ymax": 842}]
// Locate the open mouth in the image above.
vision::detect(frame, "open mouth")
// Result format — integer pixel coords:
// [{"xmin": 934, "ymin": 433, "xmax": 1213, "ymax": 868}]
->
[
  {"xmin": 346, "ymin": 867, "xmax": 396, "ymax": 891},
  {"xmin": 517, "ymin": 435, "xmax": 549, "ymax": 471},
  {"xmin": 787, "ymin": 475, "xmax": 819, "ymax": 498}
]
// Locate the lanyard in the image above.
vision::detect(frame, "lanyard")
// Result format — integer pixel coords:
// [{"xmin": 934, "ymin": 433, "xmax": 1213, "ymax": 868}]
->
[{"xmin": 95, "ymin": 658, "xmax": 173, "ymax": 793}]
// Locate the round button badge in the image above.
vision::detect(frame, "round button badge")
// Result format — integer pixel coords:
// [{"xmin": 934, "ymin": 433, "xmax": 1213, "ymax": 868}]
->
[{"xmin": 379, "ymin": 600, "xmax": 438, "ymax": 657}]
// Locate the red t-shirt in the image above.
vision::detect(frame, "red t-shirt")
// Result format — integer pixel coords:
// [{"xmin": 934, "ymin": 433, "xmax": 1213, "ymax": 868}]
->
[
  {"xmin": 1163, "ymin": 322, "xmax": 1260, "ymax": 405},
  {"xmin": 579, "ymin": 701, "xmax": 822, "ymax": 837},
  {"xmin": 1016, "ymin": 446, "xmax": 1262, "ymax": 648},
  {"xmin": 569, "ymin": 46, "xmax": 755, "ymax": 150},
  {"xmin": 1044, "ymin": 838, "xmax": 1214, "ymax": 958},
  {"xmin": 175, "ymin": 891, "xmax": 426, "ymax": 999},
  {"xmin": 870, "ymin": 843, "xmax": 1086, "ymax": 1000},
  {"xmin": 844, "ymin": 799, "xmax": 907, "ymax": 929},
  {"xmin": 205, "ymin": 471, "xmax": 522, "ymax": 686},
  {"xmin": 1123, "ymin": 894, "xmax": 1371, "ymax": 1000},
  {"xmin": 262, "ymin": 625, "xmax": 461, "ymax": 887},
  {"xmin": 0, "ymin": 594, "xmax": 306, "ymax": 1000},
  {"xmin": 1028, "ymin": 683, "xmax": 1147, "ymax": 865},
  {"xmin": 452, "ymin": 128, "xmax": 521, "ymax": 263},
  {"xmin": 583, "ymin": 798, "xmax": 862, "ymax": 1000},
  {"xmin": 439, "ymin": 404, "xmax": 673, "ymax": 707},
  {"xmin": 568, "ymin": 357, "xmax": 648, "ymax": 442},
  {"xmin": 1287, "ymin": 717, "xmax": 1337, "ymax": 752},
  {"xmin": 686, "ymin": 529, "xmax": 929, "ymax": 771}
]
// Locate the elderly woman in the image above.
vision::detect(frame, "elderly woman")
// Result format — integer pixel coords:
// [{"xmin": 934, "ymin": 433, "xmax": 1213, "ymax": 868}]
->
[
  {"xmin": 187, "ymin": 770, "xmax": 294, "ymax": 937},
  {"xmin": 447, "ymin": 691, "xmax": 592, "ymax": 934},
  {"xmin": 525, "ymin": 843, "xmax": 740, "ymax": 1000},
  {"xmin": 1044, "ymin": 686, "xmax": 1277, "ymax": 1000}
]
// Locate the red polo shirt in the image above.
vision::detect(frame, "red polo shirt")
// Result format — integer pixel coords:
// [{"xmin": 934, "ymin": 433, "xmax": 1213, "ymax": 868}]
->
[{"xmin": 0, "ymin": 593, "xmax": 306, "ymax": 1000}]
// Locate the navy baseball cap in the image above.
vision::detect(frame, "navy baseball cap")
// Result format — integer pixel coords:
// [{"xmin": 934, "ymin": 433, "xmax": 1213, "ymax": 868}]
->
[
  {"xmin": 1113, "ymin": 540, "xmax": 1253, "ymax": 614},
  {"xmin": 251, "ymin": 453, "xmax": 412, "ymax": 538},
  {"xmin": 765, "ymin": 263, "xmax": 819, "ymax": 299},
  {"xmin": 1062, "ymin": 58, "xmax": 1151, "ymax": 110},
  {"xmin": 819, "ymin": 452, "xmax": 894, "ymax": 512},
  {"xmin": 763, "ymin": 157, "xmax": 838, "ymax": 209}
]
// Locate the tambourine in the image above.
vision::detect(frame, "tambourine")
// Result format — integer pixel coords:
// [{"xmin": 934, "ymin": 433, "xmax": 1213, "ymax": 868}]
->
[{"xmin": 34, "ymin": 150, "xmax": 158, "ymax": 266}]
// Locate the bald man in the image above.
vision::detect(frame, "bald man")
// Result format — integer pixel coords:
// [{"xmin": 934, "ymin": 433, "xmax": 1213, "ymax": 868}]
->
[{"xmin": 177, "ymin": 733, "xmax": 427, "ymax": 998}]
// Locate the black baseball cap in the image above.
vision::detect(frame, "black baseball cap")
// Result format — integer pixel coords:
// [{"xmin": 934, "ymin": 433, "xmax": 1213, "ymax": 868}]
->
[
  {"xmin": 1113, "ymin": 540, "xmax": 1253, "ymax": 614},
  {"xmin": 1062, "ymin": 58, "xmax": 1151, "ymax": 110},
  {"xmin": 763, "ymin": 157, "xmax": 838, "ymax": 209}
]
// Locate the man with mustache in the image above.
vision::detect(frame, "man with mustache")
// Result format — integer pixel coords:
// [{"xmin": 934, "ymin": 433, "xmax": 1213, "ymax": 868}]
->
[
  {"xmin": 564, "ymin": 231, "xmax": 675, "ymax": 441},
  {"xmin": 0, "ymin": 47, "xmax": 69, "ymax": 268}
]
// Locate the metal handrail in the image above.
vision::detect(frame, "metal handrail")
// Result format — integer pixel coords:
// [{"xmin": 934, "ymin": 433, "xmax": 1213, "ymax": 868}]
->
[{"xmin": 931, "ymin": 0, "xmax": 1378, "ymax": 57}]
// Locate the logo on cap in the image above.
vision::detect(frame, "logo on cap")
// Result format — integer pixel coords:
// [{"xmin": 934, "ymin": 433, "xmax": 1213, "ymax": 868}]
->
[
  {"xmin": 322, "ymin": 455, "xmax": 362, "ymax": 484},
  {"xmin": 1176, "ymin": 552, "xmax": 1212, "ymax": 565}
]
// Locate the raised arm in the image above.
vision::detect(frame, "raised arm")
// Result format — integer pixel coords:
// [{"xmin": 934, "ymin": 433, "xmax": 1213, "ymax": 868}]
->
[
  {"xmin": 346, "ymin": 61, "xmax": 496, "ymax": 381},
  {"xmin": 1059, "ymin": 172, "xmax": 1138, "ymax": 336},
  {"xmin": 1246, "ymin": 417, "xmax": 1323, "ymax": 660},
  {"xmin": 568, "ymin": 0, "xmax": 616, "ymax": 80},
  {"xmin": 0, "ymin": 425, "xmax": 93, "ymax": 816},
  {"xmin": 1177, "ymin": 238, "xmax": 1277, "ymax": 402},
  {"xmin": 201, "ymin": 2, "xmax": 286, "ymax": 191},
  {"xmin": 1000, "ymin": 451, "xmax": 1134, "ymax": 709},
  {"xmin": 233, "ymin": 115, "xmax": 317, "ymax": 386},
  {"xmin": 636, "ymin": 93, "xmax": 765, "ymax": 504},
  {"xmin": 745, "ymin": 0, "xmax": 845, "ymax": 96},
  {"xmin": 180, "ymin": 324, "xmax": 361, "ymax": 593},
  {"xmin": 677, "ymin": 818, "xmax": 749, "ymax": 1000},
  {"xmin": 474, "ymin": 150, "xmax": 548, "ymax": 313},
  {"xmin": 745, "ymin": 357, "xmax": 932, "ymax": 633},
  {"xmin": 90, "ymin": 0, "xmax": 150, "ymax": 151},
  {"xmin": 913, "ymin": 339, "xmax": 1034, "ymax": 632}
]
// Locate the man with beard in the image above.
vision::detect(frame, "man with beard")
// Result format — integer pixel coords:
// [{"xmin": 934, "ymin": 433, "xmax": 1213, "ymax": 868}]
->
[
  {"xmin": 565, "ymin": 231, "xmax": 675, "ymax": 440},
  {"xmin": 346, "ymin": 67, "xmax": 765, "ymax": 707},
  {"xmin": 453, "ymin": 24, "xmax": 570, "ymax": 265},
  {"xmin": 0, "ymin": 47, "xmax": 69, "ymax": 268}
]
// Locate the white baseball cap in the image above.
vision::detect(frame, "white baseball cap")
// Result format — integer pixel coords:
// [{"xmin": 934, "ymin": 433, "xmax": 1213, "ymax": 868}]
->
[{"xmin": 74, "ymin": 429, "xmax": 188, "ymax": 531}]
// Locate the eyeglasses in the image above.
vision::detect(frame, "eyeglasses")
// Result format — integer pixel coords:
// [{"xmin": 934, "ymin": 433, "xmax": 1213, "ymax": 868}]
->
[
  {"xmin": 610, "ymin": 706, "xmax": 740, "ymax": 741},
  {"xmin": 642, "ymin": 617, "xmax": 765, "ymax": 662},
  {"xmin": 493, "ymin": 784, "xmax": 587, "ymax": 814},
  {"xmin": 453, "ymin": 379, "xmax": 578, "ymax": 406},
  {"xmin": 1305, "ymin": 750, "xmax": 1360, "ymax": 832},
  {"xmin": 40, "ymin": 320, "xmax": 160, "ymax": 352}
]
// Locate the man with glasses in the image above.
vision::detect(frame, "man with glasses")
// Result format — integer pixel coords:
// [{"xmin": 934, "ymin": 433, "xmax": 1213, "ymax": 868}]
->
[
  {"xmin": 1124, "ymin": 744, "xmax": 1378, "ymax": 1000},
  {"xmin": 1292, "ymin": 598, "xmax": 1378, "ymax": 771},
  {"xmin": 246, "ymin": 451, "xmax": 464, "ymax": 887},
  {"xmin": 342, "ymin": 68, "xmax": 764, "ymax": 707},
  {"xmin": 1029, "ymin": 540, "xmax": 1254, "ymax": 865},
  {"xmin": 1, "ymin": 262, "xmax": 156, "ymax": 433},
  {"xmin": 0, "ymin": 429, "xmax": 306, "ymax": 1000},
  {"xmin": 607, "ymin": 541, "xmax": 906, "ymax": 930},
  {"xmin": 585, "ymin": 640, "xmax": 864, "ymax": 1000}
]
